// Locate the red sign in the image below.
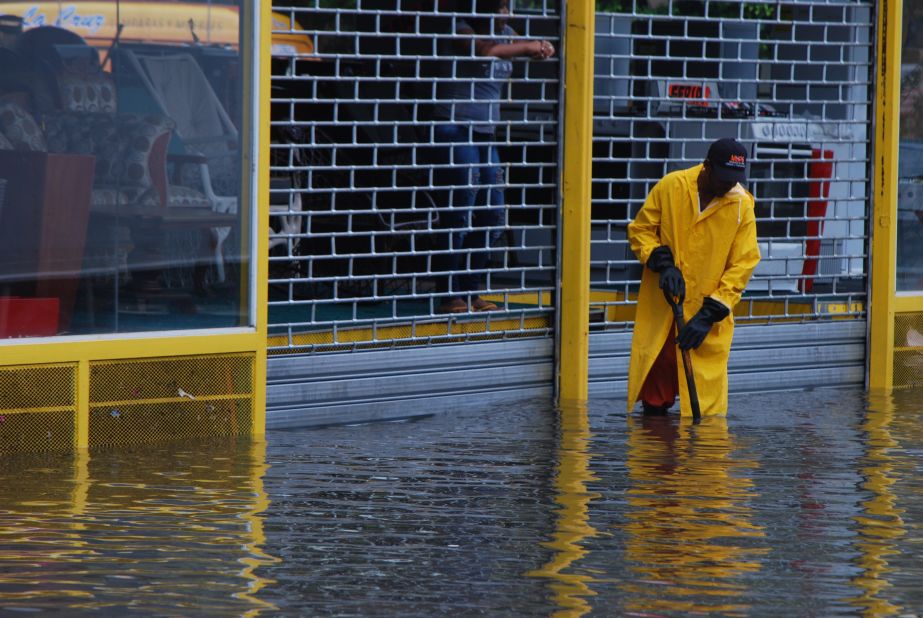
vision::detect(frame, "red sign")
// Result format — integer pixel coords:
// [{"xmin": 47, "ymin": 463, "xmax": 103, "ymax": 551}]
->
[{"xmin": 667, "ymin": 83, "xmax": 713, "ymax": 107}]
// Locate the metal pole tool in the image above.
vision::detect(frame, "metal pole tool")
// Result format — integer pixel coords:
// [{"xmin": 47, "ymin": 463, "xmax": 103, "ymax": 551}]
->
[{"xmin": 664, "ymin": 291, "xmax": 701, "ymax": 421}]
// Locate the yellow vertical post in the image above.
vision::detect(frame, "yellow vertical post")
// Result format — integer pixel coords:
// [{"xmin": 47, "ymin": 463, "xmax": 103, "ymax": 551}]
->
[
  {"xmin": 868, "ymin": 0, "xmax": 902, "ymax": 391},
  {"xmin": 252, "ymin": 0, "xmax": 272, "ymax": 438},
  {"xmin": 77, "ymin": 358, "xmax": 90, "ymax": 448},
  {"xmin": 558, "ymin": 0, "xmax": 595, "ymax": 403}
]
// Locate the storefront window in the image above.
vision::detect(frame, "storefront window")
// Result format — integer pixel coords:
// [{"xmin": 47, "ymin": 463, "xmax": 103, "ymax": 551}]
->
[
  {"xmin": 899, "ymin": 0, "xmax": 923, "ymax": 292},
  {"xmin": 0, "ymin": 0, "xmax": 249, "ymax": 337}
]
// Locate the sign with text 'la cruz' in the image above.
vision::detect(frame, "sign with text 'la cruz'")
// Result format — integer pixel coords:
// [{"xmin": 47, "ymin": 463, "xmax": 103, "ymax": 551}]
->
[{"xmin": 0, "ymin": 1, "xmax": 240, "ymax": 46}]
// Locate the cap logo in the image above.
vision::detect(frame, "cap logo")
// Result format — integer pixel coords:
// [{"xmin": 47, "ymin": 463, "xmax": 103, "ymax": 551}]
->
[{"xmin": 727, "ymin": 154, "xmax": 746, "ymax": 168}]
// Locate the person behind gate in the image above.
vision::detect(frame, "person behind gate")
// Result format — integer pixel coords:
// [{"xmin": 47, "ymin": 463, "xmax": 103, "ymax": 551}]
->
[
  {"xmin": 626, "ymin": 138, "xmax": 761, "ymax": 417},
  {"xmin": 429, "ymin": 0, "xmax": 555, "ymax": 314}
]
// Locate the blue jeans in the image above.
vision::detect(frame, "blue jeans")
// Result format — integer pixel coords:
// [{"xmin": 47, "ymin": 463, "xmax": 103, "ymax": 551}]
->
[{"xmin": 431, "ymin": 124, "xmax": 505, "ymax": 298}]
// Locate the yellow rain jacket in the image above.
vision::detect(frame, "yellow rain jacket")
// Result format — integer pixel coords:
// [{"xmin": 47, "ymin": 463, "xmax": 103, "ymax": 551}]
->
[{"xmin": 626, "ymin": 165, "xmax": 760, "ymax": 416}]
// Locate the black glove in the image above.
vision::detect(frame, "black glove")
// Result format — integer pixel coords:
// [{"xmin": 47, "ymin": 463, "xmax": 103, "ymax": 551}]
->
[
  {"xmin": 647, "ymin": 246, "xmax": 685, "ymax": 303},
  {"xmin": 677, "ymin": 297, "xmax": 730, "ymax": 351}
]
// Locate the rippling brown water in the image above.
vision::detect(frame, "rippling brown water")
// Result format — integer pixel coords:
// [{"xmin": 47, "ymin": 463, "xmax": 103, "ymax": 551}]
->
[{"xmin": 1, "ymin": 388, "xmax": 922, "ymax": 615}]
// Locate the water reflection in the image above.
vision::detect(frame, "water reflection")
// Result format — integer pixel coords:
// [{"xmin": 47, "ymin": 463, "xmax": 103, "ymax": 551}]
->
[
  {"xmin": 527, "ymin": 401, "xmax": 601, "ymax": 617},
  {"xmin": 0, "ymin": 439, "xmax": 275, "ymax": 615},
  {"xmin": 2, "ymin": 391, "xmax": 923, "ymax": 613},
  {"xmin": 849, "ymin": 392, "xmax": 907, "ymax": 616},
  {"xmin": 621, "ymin": 414, "xmax": 766, "ymax": 615}
]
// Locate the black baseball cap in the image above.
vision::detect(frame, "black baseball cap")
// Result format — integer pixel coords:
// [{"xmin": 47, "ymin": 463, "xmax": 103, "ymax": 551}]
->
[
  {"xmin": 0, "ymin": 15, "xmax": 22, "ymax": 33},
  {"xmin": 706, "ymin": 138, "xmax": 748, "ymax": 184}
]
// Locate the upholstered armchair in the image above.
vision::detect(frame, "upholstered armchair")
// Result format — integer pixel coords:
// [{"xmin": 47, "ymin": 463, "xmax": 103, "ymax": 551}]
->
[
  {"xmin": 43, "ymin": 110, "xmax": 174, "ymax": 217},
  {"xmin": 0, "ymin": 99, "xmax": 47, "ymax": 152},
  {"xmin": 5, "ymin": 28, "xmax": 238, "ymax": 292},
  {"xmin": 1, "ymin": 27, "xmax": 237, "ymax": 316},
  {"xmin": 45, "ymin": 62, "xmax": 237, "ymax": 284}
]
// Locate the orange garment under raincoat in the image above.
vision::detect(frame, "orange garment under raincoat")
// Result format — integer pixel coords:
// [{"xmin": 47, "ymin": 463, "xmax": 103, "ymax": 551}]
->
[{"xmin": 626, "ymin": 164, "xmax": 761, "ymax": 417}]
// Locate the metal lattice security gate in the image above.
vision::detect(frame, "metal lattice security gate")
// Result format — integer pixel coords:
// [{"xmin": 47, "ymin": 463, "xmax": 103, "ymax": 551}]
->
[
  {"xmin": 588, "ymin": 0, "xmax": 874, "ymax": 397},
  {"xmin": 267, "ymin": 0, "xmax": 562, "ymax": 424},
  {"xmin": 266, "ymin": 0, "xmax": 876, "ymax": 424},
  {"xmin": 269, "ymin": 0, "xmax": 561, "ymax": 350}
]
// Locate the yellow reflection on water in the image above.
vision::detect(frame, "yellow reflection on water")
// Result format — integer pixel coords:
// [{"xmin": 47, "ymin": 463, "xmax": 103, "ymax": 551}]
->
[
  {"xmin": 621, "ymin": 415, "xmax": 766, "ymax": 616},
  {"xmin": 0, "ymin": 439, "xmax": 278, "ymax": 614},
  {"xmin": 237, "ymin": 439, "xmax": 282, "ymax": 617},
  {"xmin": 847, "ymin": 393, "xmax": 906, "ymax": 617},
  {"xmin": 527, "ymin": 401, "xmax": 601, "ymax": 617}
]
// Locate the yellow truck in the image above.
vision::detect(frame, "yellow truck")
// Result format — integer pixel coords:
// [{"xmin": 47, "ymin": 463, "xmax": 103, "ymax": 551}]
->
[{"xmin": 0, "ymin": 1, "xmax": 313, "ymax": 55}]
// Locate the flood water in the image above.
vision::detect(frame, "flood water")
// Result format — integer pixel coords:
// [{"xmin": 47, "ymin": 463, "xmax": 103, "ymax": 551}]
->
[{"xmin": 2, "ymin": 388, "xmax": 923, "ymax": 615}]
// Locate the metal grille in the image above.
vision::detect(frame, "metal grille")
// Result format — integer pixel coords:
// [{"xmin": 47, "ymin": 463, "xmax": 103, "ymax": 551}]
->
[
  {"xmin": 89, "ymin": 400, "xmax": 253, "ymax": 446},
  {"xmin": 894, "ymin": 312, "xmax": 923, "ymax": 390},
  {"xmin": 269, "ymin": 0, "xmax": 561, "ymax": 353},
  {"xmin": 590, "ymin": 1, "xmax": 872, "ymax": 328},
  {"xmin": 0, "ymin": 363, "xmax": 77, "ymax": 453},
  {"xmin": 89, "ymin": 354, "xmax": 254, "ymax": 446},
  {"xmin": 0, "ymin": 412, "xmax": 76, "ymax": 453}
]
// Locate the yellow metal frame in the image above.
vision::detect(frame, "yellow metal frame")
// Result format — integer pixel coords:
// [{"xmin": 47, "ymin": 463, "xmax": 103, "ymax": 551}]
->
[
  {"xmin": 557, "ymin": 0, "xmax": 594, "ymax": 403},
  {"xmin": 253, "ymin": 0, "xmax": 271, "ymax": 439},
  {"xmin": 0, "ymin": 0, "xmax": 270, "ymax": 447},
  {"xmin": 869, "ymin": 0, "xmax": 923, "ymax": 391},
  {"xmin": 869, "ymin": 0, "xmax": 903, "ymax": 391}
]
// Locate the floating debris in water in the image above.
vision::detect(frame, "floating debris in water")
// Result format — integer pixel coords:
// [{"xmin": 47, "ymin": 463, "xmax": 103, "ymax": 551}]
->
[{"xmin": 178, "ymin": 388, "xmax": 196, "ymax": 400}]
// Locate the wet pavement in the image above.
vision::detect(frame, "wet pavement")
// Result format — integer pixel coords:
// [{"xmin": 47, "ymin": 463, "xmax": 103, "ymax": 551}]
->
[{"xmin": 1, "ymin": 388, "xmax": 923, "ymax": 615}]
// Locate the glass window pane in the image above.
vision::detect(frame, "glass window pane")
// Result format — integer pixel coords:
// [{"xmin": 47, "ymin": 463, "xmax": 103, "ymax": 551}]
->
[
  {"xmin": 899, "ymin": 0, "xmax": 923, "ymax": 291},
  {"xmin": 0, "ymin": 0, "xmax": 249, "ymax": 338}
]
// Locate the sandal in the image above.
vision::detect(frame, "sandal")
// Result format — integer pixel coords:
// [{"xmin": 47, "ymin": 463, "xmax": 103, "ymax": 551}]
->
[
  {"xmin": 471, "ymin": 297, "xmax": 498, "ymax": 312},
  {"xmin": 437, "ymin": 298, "xmax": 468, "ymax": 314}
]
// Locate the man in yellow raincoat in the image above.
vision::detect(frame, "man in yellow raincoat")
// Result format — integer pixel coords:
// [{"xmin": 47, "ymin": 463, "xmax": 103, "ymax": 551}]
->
[{"xmin": 626, "ymin": 138, "xmax": 761, "ymax": 417}]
